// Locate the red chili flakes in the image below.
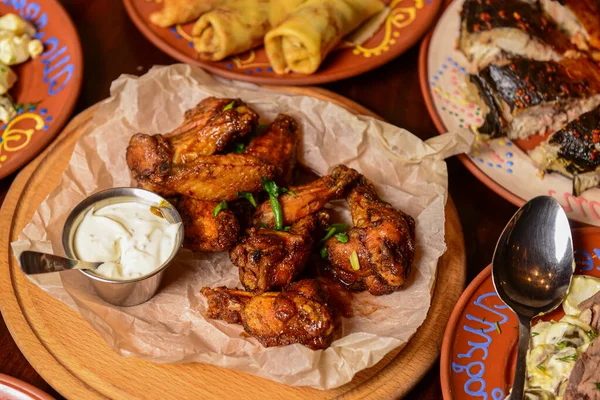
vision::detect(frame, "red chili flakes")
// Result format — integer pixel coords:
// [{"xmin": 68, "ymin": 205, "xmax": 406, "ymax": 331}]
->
[
  {"xmin": 480, "ymin": 12, "xmax": 492, "ymax": 22},
  {"xmin": 498, "ymin": 10, "xmax": 506, "ymax": 18},
  {"xmin": 516, "ymin": 88, "xmax": 524, "ymax": 96},
  {"xmin": 515, "ymin": 100, "xmax": 525, "ymax": 108},
  {"xmin": 513, "ymin": 11, "xmax": 521, "ymax": 20},
  {"xmin": 591, "ymin": 149, "xmax": 599, "ymax": 161},
  {"xmin": 593, "ymin": 130, "xmax": 600, "ymax": 144},
  {"xmin": 474, "ymin": 23, "xmax": 481, "ymax": 31}
]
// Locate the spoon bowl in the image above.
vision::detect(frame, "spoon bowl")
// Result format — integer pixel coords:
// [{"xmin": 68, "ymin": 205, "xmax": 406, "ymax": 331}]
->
[{"xmin": 492, "ymin": 195, "xmax": 574, "ymax": 399}]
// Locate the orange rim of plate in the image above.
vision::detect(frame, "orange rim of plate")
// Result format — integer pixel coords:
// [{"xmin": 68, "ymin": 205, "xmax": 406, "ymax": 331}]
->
[
  {"xmin": 123, "ymin": 0, "xmax": 444, "ymax": 86},
  {"xmin": 0, "ymin": 373, "xmax": 53, "ymax": 400},
  {"xmin": 418, "ymin": 30, "xmax": 526, "ymax": 208}
]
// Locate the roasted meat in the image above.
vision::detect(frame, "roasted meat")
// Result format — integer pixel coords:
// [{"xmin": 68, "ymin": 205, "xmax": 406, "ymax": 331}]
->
[
  {"xmin": 325, "ymin": 176, "xmax": 415, "ymax": 296},
  {"xmin": 165, "ymin": 97, "xmax": 258, "ymax": 163},
  {"xmin": 459, "ymin": 0, "xmax": 576, "ymax": 70},
  {"xmin": 201, "ymin": 279, "xmax": 336, "ymax": 350},
  {"xmin": 172, "ymin": 197, "xmax": 240, "ymax": 252},
  {"xmin": 541, "ymin": 0, "xmax": 600, "ymax": 57},
  {"xmin": 530, "ymin": 105, "xmax": 600, "ymax": 195},
  {"xmin": 231, "ymin": 210, "xmax": 329, "ymax": 293},
  {"xmin": 244, "ymin": 114, "xmax": 299, "ymax": 185},
  {"xmin": 253, "ymin": 165, "xmax": 360, "ymax": 227},
  {"xmin": 126, "ymin": 150, "xmax": 276, "ymax": 202},
  {"xmin": 469, "ymin": 58, "xmax": 600, "ymax": 139}
]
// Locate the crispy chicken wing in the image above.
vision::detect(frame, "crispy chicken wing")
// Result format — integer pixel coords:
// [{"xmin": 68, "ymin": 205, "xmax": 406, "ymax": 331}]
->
[
  {"xmin": 165, "ymin": 97, "xmax": 258, "ymax": 163},
  {"xmin": 244, "ymin": 114, "xmax": 299, "ymax": 185},
  {"xmin": 325, "ymin": 177, "xmax": 415, "ymax": 295},
  {"xmin": 126, "ymin": 151, "xmax": 276, "ymax": 201},
  {"xmin": 252, "ymin": 165, "xmax": 359, "ymax": 227},
  {"xmin": 172, "ymin": 197, "xmax": 239, "ymax": 252},
  {"xmin": 231, "ymin": 210, "xmax": 329, "ymax": 293},
  {"xmin": 201, "ymin": 279, "xmax": 335, "ymax": 350}
]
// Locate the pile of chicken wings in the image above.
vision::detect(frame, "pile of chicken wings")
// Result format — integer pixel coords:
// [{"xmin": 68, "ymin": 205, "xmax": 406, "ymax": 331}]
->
[{"xmin": 126, "ymin": 97, "xmax": 416, "ymax": 350}]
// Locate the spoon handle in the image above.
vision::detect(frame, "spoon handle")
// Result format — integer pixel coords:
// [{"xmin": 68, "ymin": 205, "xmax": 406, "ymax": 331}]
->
[
  {"xmin": 511, "ymin": 316, "xmax": 532, "ymax": 399},
  {"xmin": 19, "ymin": 251, "xmax": 100, "ymax": 274}
]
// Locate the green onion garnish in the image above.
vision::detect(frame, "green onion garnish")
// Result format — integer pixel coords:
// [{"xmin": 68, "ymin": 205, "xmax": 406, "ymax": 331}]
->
[
  {"xmin": 237, "ymin": 191, "xmax": 257, "ymax": 207},
  {"xmin": 350, "ymin": 250, "xmax": 360, "ymax": 271},
  {"xmin": 213, "ymin": 201, "xmax": 228, "ymax": 217}
]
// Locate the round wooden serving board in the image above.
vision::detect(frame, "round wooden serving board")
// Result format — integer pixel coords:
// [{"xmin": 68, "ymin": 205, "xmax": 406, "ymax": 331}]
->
[{"xmin": 0, "ymin": 87, "xmax": 466, "ymax": 399}]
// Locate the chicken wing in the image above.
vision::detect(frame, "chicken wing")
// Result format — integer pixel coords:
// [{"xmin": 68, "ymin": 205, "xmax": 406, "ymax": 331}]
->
[
  {"xmin": 166, "ymin": 97, "xmax": 258, "ymax": 163},
  {"xmin": 172, "ymin": 197, "xmax": 239, "ymax": 252},
  {"xmin": 126, "ymin": 151, "xmax": 276, "ymax": 201},
  {"xmin": 244, "ymin": 114, "xmax": 299, "ymax": 185},
  {"xmin": 230, "ymin": 210, "xmax": 329, "ymax": 293},
  {"xmin": 201, "ymin": 279, "xmax": 336, "ymax": 350},
  {"xmin": 252, "ymin": 164, "xmax": 359, "ymax": 227},
  {"xmin": 325, "ymin": 176, "xmax": 415, "ymax": 296}
]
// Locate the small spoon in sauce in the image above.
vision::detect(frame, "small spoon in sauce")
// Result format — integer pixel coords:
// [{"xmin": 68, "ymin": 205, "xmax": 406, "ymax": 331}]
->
[
  {"xmin": 492, "ymin": 196, "xmax": 574, "ymax": 399},
  {"xmin": 19, "ymin": 251, "xmax": 104, "ymax": 275}
]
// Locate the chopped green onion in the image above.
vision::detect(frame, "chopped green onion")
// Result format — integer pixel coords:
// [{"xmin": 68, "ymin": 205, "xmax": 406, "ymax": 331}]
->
[
  {"xmin": 531, "ymin": 332, "xmax": 539, "ymax": 337},
  {"xmin": 537, "ymin": 365, "xmax": 546, "ymax": 372},
  {"xmin": 233, "ymin": 143, "xmax": 246, "ymax": 154},
  {"xmin": 318, "ymin": 223, "xmax": 350, "ymax": 245},
  {"xmin": 588, "ymin": 329, "xmax": 599, "ymax": 341},
  {"xmin": 335, "ymin": 232, "xmax": 349, "ymax": 243},
  {"xmin": 320, "ymin": 246, "xmax": 328, "ymax": 259},
  {"xmin": 223, "ymin": 101, "xmax": 235, "ymax": 111},
  {"xmin": 556, "ymin": 341, "xmax": 568, "ymax": 350},
  {"xmin": 495, "ymin": 322, "xmax": 501, "ymax": 334},
  {"xmin": 595, "ymin": 382, "xmax": 600, "ymax": 391},
  {"xmin": 283, "ymin": 226, "xmax": 291, "ymax": 232},
  {"xmin": 282, "ymin": 188, "xmax": 297, "ymax": 197},
  {"xmin": 237, "ymin": 191, "xmax": 257, "ymax": 207},
  {"xmin": 213, "ymin": 201, "xmax": 228, "ymax": 217},
  {"xmin": 258, "ymin": 222, "xmax": 268, "ymax": 229},
  {"xmin": 557, "ymin": 354, "xmax": 578, "ymax": 362},
  {"xmin": 261, "ymin": 178, "xmax": 297, "ymax": 231},
  {"xmin": 350, "ymin": 250, "xmax": 360, "ymax": 270}
]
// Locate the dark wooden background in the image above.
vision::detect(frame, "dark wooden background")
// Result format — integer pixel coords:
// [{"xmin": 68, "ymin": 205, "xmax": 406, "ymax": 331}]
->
[{"xmin": 0, "ymin": 0, "xmax": 519, "ymax": 398}]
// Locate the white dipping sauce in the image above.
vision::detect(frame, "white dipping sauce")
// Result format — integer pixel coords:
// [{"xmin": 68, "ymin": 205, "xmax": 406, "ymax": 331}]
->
[{"xmin": 73, "ymin": 202, "xmax": 180, "ymax": 280}]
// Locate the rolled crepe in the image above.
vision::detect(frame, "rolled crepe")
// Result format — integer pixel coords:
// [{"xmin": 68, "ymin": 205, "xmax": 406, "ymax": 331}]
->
[
  {"xmin": 264, "ymin": 0, "xmax": 385, "ymax": 74},
  {"xmin": 192, "ymin": 0, "xmax": 271, "ymax": 61},
  {"xmin": 149, "ymin": 0, "xmax": 222, "ymax": 28},
  {"xmin": 268, "ymin": 0, "xmax": 306, "ymax": 27}
]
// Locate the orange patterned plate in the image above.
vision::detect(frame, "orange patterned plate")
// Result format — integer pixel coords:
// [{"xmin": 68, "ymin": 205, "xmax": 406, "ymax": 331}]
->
[
  {"xmin": 0, "ymin": 0, "xmax": 82, "ymax": 179},
  {"xmin": 441, "ymin": 227, "xmax": 600, "ymax": 400},
  {"xmin": 122, "ymin": 0, "xmax": 442, "ymax": 85}
]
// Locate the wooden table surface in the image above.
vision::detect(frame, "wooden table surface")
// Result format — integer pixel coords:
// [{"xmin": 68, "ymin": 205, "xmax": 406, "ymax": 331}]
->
[{"xmin": 0, "ymin": 1, "xmax": 520, "ymax": 399}]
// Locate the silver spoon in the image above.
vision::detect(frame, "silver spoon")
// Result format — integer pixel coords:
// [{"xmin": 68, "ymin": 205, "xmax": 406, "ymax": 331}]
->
[
  {"xmin": 19, "ymin": 251, "xmax": 104, "ymax": 275},
  {"xmin": 492, "ymin": 195, "xmax": 574, "ymax": 400}
]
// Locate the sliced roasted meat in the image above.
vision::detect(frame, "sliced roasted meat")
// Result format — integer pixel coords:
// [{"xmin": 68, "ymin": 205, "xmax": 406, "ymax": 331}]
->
[
  {"xmin": 469, "ymin": 58, "xmax": 600, "ymax": 139},
  {"xmin": 325, "ymin": 176, "xmax": 415, "ymax": 296},
  {"xmin": 530, "ymin": 105, "xmax": 600, "ymax": 195},
  {"xmin": 459, "ymin": 0, "xmax": 576, "ymax": 70},
  {"xmin": 252, "ymin": 164, "xmax": 360, "ymax": 227},
  {"xmin": 201, "ymin": 279, "xmax": 336, "ymax": 350},
  {"xmin": 231, "ymin": 210, "xmax": 329, "ymax": 293}
]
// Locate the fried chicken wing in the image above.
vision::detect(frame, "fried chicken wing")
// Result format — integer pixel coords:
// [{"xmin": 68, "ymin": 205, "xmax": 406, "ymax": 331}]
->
[
  {"xmin": 126, "ymin": 151, "xmax": 276, "ymax": 201},
  {"xmin": 325, "ymin": 177, "xmax": 415, "ymax": 296},
  {"xmin": 252, "ymin": 164, "xmax": 359, "ymax": 227},
  {"xmin": 166, "ymin": 97, "xmax": 258, "ymax": 163},
  {"xmin": 201, "ymin": 279, "xmax": 336, "ymax": 350},
  {"xmin": 231, "ymin": 210, "xmax": 329, "ymax": 293},
  {"xmin": 244, "ymin": 114, "xmax": 299, "ymax": 185},
  {"xmin": 172, "ymin": 197, "xmax": 239, "ymax": 252}
]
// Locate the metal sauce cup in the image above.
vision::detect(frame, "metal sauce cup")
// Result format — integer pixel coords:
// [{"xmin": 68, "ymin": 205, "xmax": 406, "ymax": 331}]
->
[{"xmin": 62, "ymin": 188, "xmax": 184, "ymax": 307}]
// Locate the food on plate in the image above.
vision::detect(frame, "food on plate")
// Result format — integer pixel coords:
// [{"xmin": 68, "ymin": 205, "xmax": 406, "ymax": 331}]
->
[
  {"xmin": 231, "ymin": 210, "xmax": 329, "ymax": 293},
  {"xmin": 264, "ymin": 0, "xmax": 385, "ymax": 74},
  {"xmin": 530, "ymin": 106, "xmax": 600, "ymax": 196},
  {"xmin": 149, "ymin": 0, "xmax": 222, "ymax": 27},
  {"xmin": 173, "ymin": 197, "xmax": 240, "ymax": 252},
  {"xmin": 522, "ymin": 276, "xmax": 600, "ymax": 399},
  {"xmin": 540, "ymin": 0, "xmax": 600, "ymax": 57},
  {"xmin": 459, "ymin": 0, "xmax": 576, "ymax": 70},
  {"xmin": 192, "ymin": 0, "xmax": 271, "ymax": 61},
  {"xmin": 252, "ymin": 164, "xmax": 360, "ymax": 228},
  {"xmin": 469, "ymin": 58, "xmax": 600, "ymax": 140},
  {"xmin": 325, "ymin": 176, "xmax": 415, "ymax": 295},
  {"xmin": 73, "ymin": 202, "xmax": 181, "ymax": 280},
  {"xmin": 0, "ymin": 13, "xmax": 43, "ymax": 123},
  {"xmin": 268, "ymin": 0, "xmax": 306, "ymax": 27},
  {"xmin": 201, "ymin": 279, "xmax": 336, "ymax": 350}
]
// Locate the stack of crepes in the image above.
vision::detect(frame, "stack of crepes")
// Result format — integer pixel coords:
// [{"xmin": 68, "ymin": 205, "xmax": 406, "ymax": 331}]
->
[{"xmin": 149, "ymin": 0, "xmax": 385, "ymax": 74}]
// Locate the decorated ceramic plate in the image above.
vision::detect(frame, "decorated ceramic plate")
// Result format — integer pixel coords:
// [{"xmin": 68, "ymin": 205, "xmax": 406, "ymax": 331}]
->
[
  {"xmin": 123, "ymin": 0, "xmax": 442, "ymax": 85},
  {"xmin": 0, "ymin": 0, "xmax": 82, "ymax": 179},
  {"xmin": 441, "ymin": 227, "xmax": 600, "ymax": 399},
  {"xmin": 0, "ymin": 373, "xmax": 53, "ymax": 400},
  {"xmin": 418, "ymin": 0, "xmax": 600, "ymax": 226}
]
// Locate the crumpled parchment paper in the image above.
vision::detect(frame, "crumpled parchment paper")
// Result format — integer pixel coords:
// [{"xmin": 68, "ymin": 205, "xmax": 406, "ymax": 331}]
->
[{"xmin": 11, "ymin": 64, "xmax": 472, "ymax": 389}]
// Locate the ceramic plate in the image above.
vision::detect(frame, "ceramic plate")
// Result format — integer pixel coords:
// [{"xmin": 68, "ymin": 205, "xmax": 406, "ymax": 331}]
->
[
  {"xmin": 0, "ymin": 373, "xmax": 53, "ymax": 400},
  {"xmin": 441, "ymin": 227, "xmax": 600, "ymax": 399},
  {"xmin": 123, "ymin": 0, "xmax": 442, "ymax": 85},
  {"xmin": 418, "ymin": 0, "xmax": 600, "ymax": 226},
  {"xmin": 0, "ymin": 0, "xmax": 82, "ymax": 179}
]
